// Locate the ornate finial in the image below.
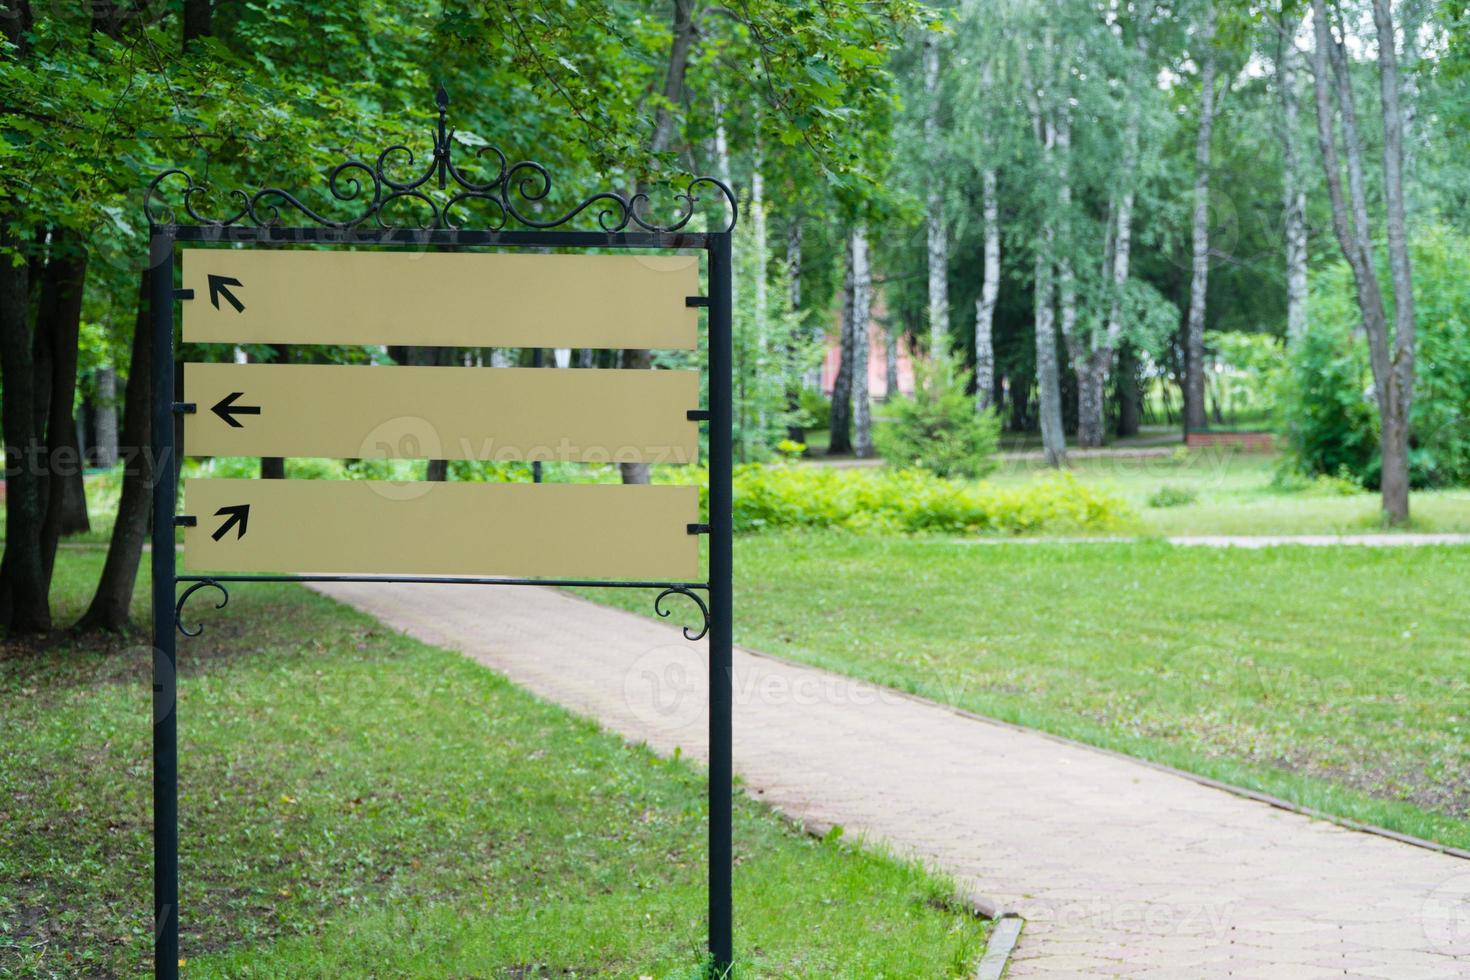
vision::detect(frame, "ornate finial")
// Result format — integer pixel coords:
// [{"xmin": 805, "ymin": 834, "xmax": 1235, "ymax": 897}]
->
[{"xmin": 145, "ymin": 87, "xmax": 737, "ymax": 232}]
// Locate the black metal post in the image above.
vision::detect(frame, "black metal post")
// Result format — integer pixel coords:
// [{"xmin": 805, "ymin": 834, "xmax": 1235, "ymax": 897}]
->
[
  {"xmin": 532, "ymin": 346, "xmax": 543, "ymax": 484},
  {"xmin": 706, "ymin": 231, "xmax": 734, "ymax": 973},
  {"xmin": 149, "ymin": 231, "xmax": 179, "ymax": 980}
]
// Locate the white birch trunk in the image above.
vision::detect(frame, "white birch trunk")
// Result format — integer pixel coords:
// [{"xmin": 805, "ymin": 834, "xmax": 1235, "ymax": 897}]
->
[
  {"xmin": 851, "ymin": 226, "xmax": 873, "ymax": 458},
  {"xmin": 93, "ymin": 366, "xmax": 118, "ymax": 467},
  {"xmin": 1279, "ymin": 22, "xmax": 1309, "ymax": 346},
  {"xmin": 1309, "ymin": 0, "xmax": 1406, "ymax": 522},
  {"xmin": 924, "ymin": 35, "xmax": 950, "ymax": 353},
  {"xmin": 1185, "ymin": 3, "xmax": 1218, "ymax": 433},
  {"xmin": 1372, "ymin": 0, "xmax": 1416, "ymax": 522},
  {"xmin": 1021, "ymin": 39, "xmax": 1068, "ymax": 468},
  {"xmin": 752, "ymin": 158, "xmax": 768, "ymax": 438},
  {"xmin": 975, "ymin": 161, "xmax": 999, "ymax": 413}
]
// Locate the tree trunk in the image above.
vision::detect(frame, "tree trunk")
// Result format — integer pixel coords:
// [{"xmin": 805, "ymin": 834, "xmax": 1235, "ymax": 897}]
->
[
  {"xmin": 975, "ymin": 59, "xmax": 1000, "ymax": 414},
  {"xmin": 182, "ymin": 0, "xmax": 211, "ymax": 45},
  {"xmin": 58, "ymin": 421, "xmax": 89, "ymax": 537},
  {"xmin": 0, "ymin": 228, "xmax": 50, "ymax": 634},
  {"xmin": 1034, "ymin": 219, "xmax": 1067, "ymax": 468},
  {"xmin": 1055, "ymin": 108, "xmax": 1090, "ymax": 445},
  {"xmin": 1309, "ymin": 0, "xmax": 1408, "ymax": 524},
  {"xmin": 884, "ymin": 327, "xmax": 899, "ymax": 400},
  {"xmin": 38, "ymin": 234, "xmax": 87, "ymax": 587},
  {"xmin": 1372, "ymin": 0, "xmax": 1416, "ymax": 524},
  {"xmin": 623, "ymin": 0, "xmax": 696, "ymax": 485},
  {"xmin": 751, "ymin": 157, "xmax": 769, "ymax": 442},
  {"xmin": 828, "ymin": 237, "xmax": 855, "ymax": 455},
  {"xmin": 850, "ymin": 226, "xmax": 873, "ymax": 458},
  {"xmin": 76, "ymin": 272, "xmax": 152, "ymax": 631},
  {"xmin": 1118, "ymin": 342, "xmax": 1141, "ymax": 437},
  {"xmin": 1278, "ymin": 20, "xmax": 1309, "ymax": 345},
  {"xmin": 93, "ymin": 366, "xmax": 119, "ymax": 466},
  {"xmin": 1077, "ymin": 359, "xmax": 1107, "ymax": 449},
  {"xmin": 784, "ymin": 219, "xmax": 806, "ymax": 444},
  {"xmin": 1185, "ymin": 4, "xmax": 1218, "ymax": 434},
  {"xmin": 924, "ymin": 35, "xmax": 949, "ymax": 353},
  {"xmin": 975, "ymin": 164, "xmax": 999, "ymax": 413}
]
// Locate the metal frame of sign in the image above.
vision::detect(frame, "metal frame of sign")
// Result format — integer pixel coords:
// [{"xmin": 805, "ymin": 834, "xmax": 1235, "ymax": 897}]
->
[{"xmin": 145, "ymin": 88, "xmax": 736, "ymax": 979}]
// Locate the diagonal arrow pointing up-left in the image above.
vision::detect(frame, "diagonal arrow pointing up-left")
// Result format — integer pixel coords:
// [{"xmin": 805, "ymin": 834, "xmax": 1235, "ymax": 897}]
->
[
  {"xmin": 211, "ymin": 504, "xmax": 250, "ymax": 541},
  {"xmin": 207, "ymin": 274, "xmax": 245, "ymax": 313}
]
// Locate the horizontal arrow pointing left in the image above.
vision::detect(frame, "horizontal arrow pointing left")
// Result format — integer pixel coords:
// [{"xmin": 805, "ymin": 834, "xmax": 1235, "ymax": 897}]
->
[
  {"xmin": 211, "ymin": 391, "xmax": 261, "ymax": 428},
  {"xmin": 211, "ymin": 504, "xmax": 250, "ymax": 541}
]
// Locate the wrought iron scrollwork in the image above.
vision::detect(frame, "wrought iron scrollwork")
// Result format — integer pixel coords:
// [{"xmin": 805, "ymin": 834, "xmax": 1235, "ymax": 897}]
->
[
  {"xmin": 147, "ymin": 86, "xmax": 737, "ymax": 234},
  {"xmin": 654, "ymin": 587, "xmax": 710, "ymax": 642},
  {"xmin": 175, "ymin": 579, "xmax": 229, "ymax": 637}
]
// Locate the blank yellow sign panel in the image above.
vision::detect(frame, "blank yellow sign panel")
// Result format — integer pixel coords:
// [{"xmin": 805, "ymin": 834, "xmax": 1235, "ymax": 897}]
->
[
  {"xmin": 184, "ymin": 363, "xmax": 699, "ymax": 464},
  {"xmin": 181, "ymin": 249, "xmax": 699, "ymax": 349},
  {"xmin": 182, "ymin": 479, "xmax": 700, "ymax": 579}
]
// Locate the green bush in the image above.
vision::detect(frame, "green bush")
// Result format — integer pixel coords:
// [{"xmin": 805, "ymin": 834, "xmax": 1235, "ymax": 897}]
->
[
  {"xmin": 1282, "ymin": 226, "xmax": 1470, "ymax": 488},
  {"xmin": 874, "ymin": 357, "xmax": 1000, "ymax": 479},
  {"xmin": 1269, "ymin": 467, "xmax": 1363, "ymax": 497},
  {"xmin": 798, "ymin": 388, "xmax": 832, "ymax": 432},
  {"xmin": 1147, "ymin": 485, "xmax": 1198, "ymax": 508},
  {"xmin": 722, "ymin": 465, "xmax": 1132, "ymax": 535}
]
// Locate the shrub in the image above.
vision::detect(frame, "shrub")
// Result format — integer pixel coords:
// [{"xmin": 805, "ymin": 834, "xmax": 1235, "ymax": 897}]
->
[
  {"xmin": 874, "ymin": 356, "xmax": 1000, "ymax": 479},
  {"xmin": 798, "ymin": 388, "xmax": 832, "ymax": 432},
  {"xmin": 723, "ymin": 464, "xmax": 1132, "ymax": 535},
  {"xmin": 1147, "ymin": 485, "xmax": 1198, "ymax": 508},
  {"xmin": 1282, "ymin": 226, "xmax": 1470, "ymax": 488},
  {"xmin": 1271, "ymin": 468, "xmax": 1363, "ymax": 497}
]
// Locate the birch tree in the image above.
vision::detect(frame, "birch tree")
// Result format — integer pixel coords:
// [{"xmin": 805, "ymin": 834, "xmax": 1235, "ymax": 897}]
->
[
  {"xmin": 1276, "ymin": 14, "xmax": 1310, "ymax": 346},
  {"xmin": 851, "ymin": 226, "xmax": 875, "ymax": 457},
  {"xmin": 1307, "ymin": 0, "xmax": 1416, "ymax": 523},
  {"xmin": 1184, "ymin": 2, "xmax": 1220, "ymax": 433},
  {"xmin": 1021, "ymin": 27, "xmax": 1069, "ymax": 467},
  {"xmin": 924, "ymin": 34, "xmax": 951, "ymax": 352}
]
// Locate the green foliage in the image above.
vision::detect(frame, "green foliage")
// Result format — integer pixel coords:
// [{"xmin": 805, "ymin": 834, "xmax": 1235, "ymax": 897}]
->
[
  {"xmin": 1283, "ymin": 227, "xmax": 1470, "ymax": 488},
  {"xmin": 728, "ymin": 465, "xmax": 1132, "ymax": 535},
  {"xmin": 874, "ymin": 357, "xmax": 999, "ymax": 479},
  {"xmin": 799, "ymin": 387, "xmax": 833, "ymax": 432},
  {"xmin": 1147, "ymin": 485, "xmax": 1199, "ymax": 508},
  {"xmin": 1204, "ymin": 330, "xmax": 1286, "ymax": 424},
  {"xmin": 1269, "ymin": 468, "xmax": 1364, "ymax": 497}
]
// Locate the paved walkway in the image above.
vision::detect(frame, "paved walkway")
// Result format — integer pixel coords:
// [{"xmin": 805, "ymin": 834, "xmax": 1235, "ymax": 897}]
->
[{"xmin": 315, "ymin": 582, "xmax": 1470, "ymax": 978}]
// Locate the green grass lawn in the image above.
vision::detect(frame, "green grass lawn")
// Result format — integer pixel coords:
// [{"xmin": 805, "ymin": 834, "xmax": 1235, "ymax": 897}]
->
[
  {"xmin": 0, "ymin": 550, "xmax": 986, "ymax": 978},
  {"xmin": 589, "ymin": 533, "xmax": 1470, "ymax": 850},
  {"xmin": 984, "ymin": 450, "xmax": 1470, "ymax": 535}
]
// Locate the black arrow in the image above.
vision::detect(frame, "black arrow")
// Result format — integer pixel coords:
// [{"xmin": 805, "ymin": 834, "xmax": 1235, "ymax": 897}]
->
[
  {"xmin": 211, "ymin": 504, "xmax": 250, "ymax": 542},
  {"xmin": 207, "ymin": 274, "xmax": 245, "ymax": 313},
  {"xmin": 210, "ymin": 391, "xmax": 261, "ymax": 428}
]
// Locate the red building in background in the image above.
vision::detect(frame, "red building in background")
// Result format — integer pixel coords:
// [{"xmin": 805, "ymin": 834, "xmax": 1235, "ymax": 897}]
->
[{"xmin": 818, "ymin": 318, "xmax": 917, "ymax": 401}]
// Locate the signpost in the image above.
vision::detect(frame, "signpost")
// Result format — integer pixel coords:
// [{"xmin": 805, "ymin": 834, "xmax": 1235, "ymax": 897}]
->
[{"xmin": 146, "ymin": 89, "xmax": 736, "ymax": 977}]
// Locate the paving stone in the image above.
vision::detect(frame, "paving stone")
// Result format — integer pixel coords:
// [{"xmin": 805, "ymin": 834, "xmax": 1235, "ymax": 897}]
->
[{"xmin": 316, "ymin": 582, "xmax": 1470, "ymax": 978}]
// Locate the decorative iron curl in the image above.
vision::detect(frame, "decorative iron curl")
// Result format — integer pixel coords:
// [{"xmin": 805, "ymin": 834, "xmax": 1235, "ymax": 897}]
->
[
  {"xmin": 146, "ymin": 86, "xmax": 737, "ymax": 234},
  {"xmin": 654, "ymin": 587, "xmax": 710, "ymax": 642},
  {"xmin": 175, "ymin": 580, "xmax": 229, "ymax": 637}
]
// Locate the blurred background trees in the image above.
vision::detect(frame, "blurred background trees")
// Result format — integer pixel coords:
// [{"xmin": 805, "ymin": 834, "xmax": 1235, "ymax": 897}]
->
[{"xmin": 3, "ymin": 0, "xmax": 1468, "ymax": 634}]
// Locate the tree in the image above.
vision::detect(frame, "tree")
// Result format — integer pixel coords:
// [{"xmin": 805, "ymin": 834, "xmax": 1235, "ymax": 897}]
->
[
  {"xmin": 1276, "ymin": 12, "xmax": 1310, "ymax": 346},
  {"xmin": 1185, "ymin": 2, "xmax": 1220, "ymax": 434},
  {"xmin": 1020, "ymin": 24, "xmax": 1069, "ymax": 466},
  {"xmin": 924, "ymin": 33, "xmax": 950, "ymax": 353},
  {"xmin": 1307, "ymin": 0, "xmax": 1416, "ymax": 523}
]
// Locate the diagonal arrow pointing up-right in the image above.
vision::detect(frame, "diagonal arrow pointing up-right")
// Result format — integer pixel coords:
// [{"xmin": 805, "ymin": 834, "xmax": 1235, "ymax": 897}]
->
[{"xmin": 211, "ymin": 504, "xmax": 250, "ymax": 541}]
